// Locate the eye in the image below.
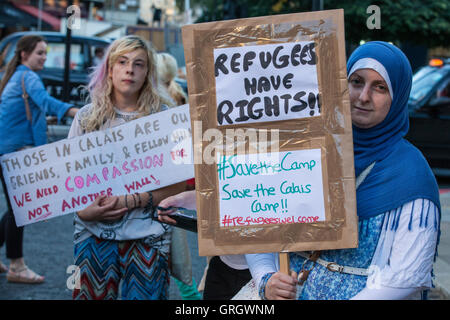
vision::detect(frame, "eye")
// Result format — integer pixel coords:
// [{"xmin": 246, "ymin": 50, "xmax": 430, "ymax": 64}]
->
[
  {"xmin": 374, "ymin": 84, "xmax": 388, "ymax": 92},
  {"xmin": 135, "ymin": 61, "xmax": 146, "ymax": 68},
  {"xmin": 349, "ymin": 77, "xmax": 363, "ymax": 86}
]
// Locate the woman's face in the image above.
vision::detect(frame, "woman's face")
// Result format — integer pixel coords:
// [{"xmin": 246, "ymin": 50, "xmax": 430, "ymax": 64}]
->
[
  {"xmin": 21, "ymin": 41, "xmax": 47, "ymax": 71},
  {"xmin": 110, "ymin": 48, "xmax": 148, "ymax": 99},
  {"xmin": 349, "ymin": 68, "xmax": 392, "ymax": 129}
]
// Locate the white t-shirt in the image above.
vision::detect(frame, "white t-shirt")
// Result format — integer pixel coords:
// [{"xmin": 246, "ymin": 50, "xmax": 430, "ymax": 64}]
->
[
  {"xmin": 220, "ymin": 255, "xmax": 248, "ymax": 270},
  {"xmin": 68, "ymin": 104, "xmax": 172, "ymax": 253}
]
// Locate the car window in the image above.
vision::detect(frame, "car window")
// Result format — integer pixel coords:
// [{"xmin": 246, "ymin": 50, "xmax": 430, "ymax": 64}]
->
[
  {"xmin": 436, "ymin": 78, "xmax": 450, "ymax": 98},
  {"xmin": 45, "ymin": 42, "xmax": 85, "ymax": 71},
  {"xmin": 410, "ymin": 68, "xmax": 447, "ymax": 102},
  {"xmin": 0, "ymin": 40, "xmax": 17, "ymax": 69},
  {"xmin": 90, "ymin": 45, "xmax": 107, "ymax": 67},
  {"xmin": 412, "ymin": 67, "xmax": 435, "ymax": 82}
]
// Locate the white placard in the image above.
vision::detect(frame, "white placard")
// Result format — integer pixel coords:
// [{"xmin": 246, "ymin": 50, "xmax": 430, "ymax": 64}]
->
[
  {"xmin": 0, "ymin": 105, "xmax": 194, "ymax": 226},
  {"xmin": 217, "ymin": 148, "xmax": 325, "ymax": 227},
  {"xmin": 214, "ymin": 41, "xmax": 320, "ymax": 126}
]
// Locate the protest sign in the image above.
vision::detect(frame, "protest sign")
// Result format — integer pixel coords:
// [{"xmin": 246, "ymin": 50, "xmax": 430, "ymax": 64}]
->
[
  {"xmin": 183, "ymin": 9, "xmax": 358, "ymax": 256},
  {"xmin": 215, "ymin": 41, "xmax": 320, "ymax": 126},
  {"xmin": 0, "ymin": 104, "xmax": 194, "ymax": 227},
  {"xmin": 217, "ymin": 148, "xmax": 326, "ymax": 227}
]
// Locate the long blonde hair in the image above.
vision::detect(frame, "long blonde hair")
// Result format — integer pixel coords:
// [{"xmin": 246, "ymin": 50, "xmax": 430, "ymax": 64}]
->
[
  {"xmin": 81, "ymin": 35, "xmax": 173, "ymax": 132},
  {"xmin": 157, "ymin": 52, "xmax": 187, "ymax": 106}
]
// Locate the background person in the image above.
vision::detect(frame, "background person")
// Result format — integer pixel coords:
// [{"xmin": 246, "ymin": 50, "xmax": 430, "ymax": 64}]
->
[
  {"xmin": 156, "ymin": 52, "xmax": 201, "ymax": 300},
  {"xmin": 0, "ymin": 35, "xmax": 77, "ymax": 284},
  {"xmin": 92, "ymin": 47, "xmax": 105, "ymax": 66},
  {"xmin": 245, "ymin": 41, "xmax": 441, "ymax": 300},
  {"xmin": 69, "ymin": 35, "xmax": 186, "ymax": 300},
  {"xmin": 157, "ymin": 52, "xmax": 187, "ymax": 106}
]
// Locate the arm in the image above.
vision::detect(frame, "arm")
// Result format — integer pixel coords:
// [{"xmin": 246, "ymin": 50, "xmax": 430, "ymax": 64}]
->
[
  {"xmin": 246, "ymin": 253, "xmax": 297, "ymax": 300},
  {"xmin": 25, "ymin": 72, "xmax": 74, "ymax": 122},
  {"xmin": 156, "ymin": 190, "xmax": 196, "ymax": 224},
  {"xmin": 262, "ymin": 271, "xmax": 297, "ymax": 300},
  {"xmin": 352, "ymin": 285, "xmax": 419, "ymax": 300},
  {"xmin": 77, "ymin": 195, "xmax": 128, "ymax": 221},
  {"xmin": 354, "ymin": 199, "xmax": 439, "ymax": 300},
  {"xmin": 65, "ymin": 107, "xmax": 79, "ymax": 118},
  {"xmin": 245, "ymin": 253, "xmax": 277, "ymax": 289},
  {"xmin": 77, "ymin": 181, "xmax": 187, "ymax": 222}
]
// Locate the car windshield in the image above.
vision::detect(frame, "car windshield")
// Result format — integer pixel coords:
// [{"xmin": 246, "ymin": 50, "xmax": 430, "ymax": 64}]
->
[
  {"xmin": 410, "ymin": 67, "xmax": 447, "ymax": 102},
  {"xmin": 412, "ymin": 67, "xmax": 435, "ymax": 82},
  {"xmin": 45, "ymin": 42, "xmax": 84, "ymax": 71}
]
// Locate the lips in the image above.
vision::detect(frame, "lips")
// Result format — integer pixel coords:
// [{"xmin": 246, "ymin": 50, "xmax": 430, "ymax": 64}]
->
[
  {"xmin": 122, "ymin": 79, "xmax": 135, "ymax": 84},
  {"xmin": 353, "ymin": 105, "xmax": 372, "ymax": 112}
]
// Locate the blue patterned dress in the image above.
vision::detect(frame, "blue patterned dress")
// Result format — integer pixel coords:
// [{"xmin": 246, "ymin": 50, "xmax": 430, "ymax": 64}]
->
[
  {"xmin": 287, "ymin": 198, "xmax": 440, "ymax": 300},
  {"xmin": 291, "ymin": 214, "xmax": 385, "ymax": 300}
]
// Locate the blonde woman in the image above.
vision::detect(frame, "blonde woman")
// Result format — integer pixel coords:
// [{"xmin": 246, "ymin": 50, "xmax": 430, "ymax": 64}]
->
[
  {"xmin": 156, "ymin": 52, "xmax": 202, "ymax": 300},
  {"xmin": 157, "ymin": 52, "xmax": 187, "ymax": 106},
  {"xmin": 68, "ymin": 35, "xmax": 186, "ymax": 300}
]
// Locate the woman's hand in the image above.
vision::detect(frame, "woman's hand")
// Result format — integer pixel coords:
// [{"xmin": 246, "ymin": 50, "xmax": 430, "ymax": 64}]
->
[
  {"xmin": 264, "ymin": 271, "xmax": 298, "ymax": 300},
  {"xmin": 157, "ymin": 190, "xmax": 196, "ymax": 225},
  {"xmin": 77, "ymin": 195, "xmax": 128, "ymax": 222}
]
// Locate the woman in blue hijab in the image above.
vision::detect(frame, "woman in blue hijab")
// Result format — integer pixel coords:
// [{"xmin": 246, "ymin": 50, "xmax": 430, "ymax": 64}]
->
[{"xmin": 245, "ymin": 41, "xmax": 441, "ymax": 300}]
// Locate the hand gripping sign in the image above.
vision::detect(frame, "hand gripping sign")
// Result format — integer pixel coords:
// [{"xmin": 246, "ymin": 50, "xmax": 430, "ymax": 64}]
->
[
  {"xmin": 0, "ymin": 105, "xmax": 194, "ymax": 227},
  {"xmin": 182, "ymin": 9, "xmax": 358, "ymax": 263}
]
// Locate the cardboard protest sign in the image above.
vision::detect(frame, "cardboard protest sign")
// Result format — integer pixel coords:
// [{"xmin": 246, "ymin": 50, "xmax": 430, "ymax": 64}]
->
[
  {"xmin": 183, "ymin": 9, "xmax": 358, "ymax": 256},
  {"xmin": 0, "ymin": 105, "xmax": 193, "ymax": 227}
]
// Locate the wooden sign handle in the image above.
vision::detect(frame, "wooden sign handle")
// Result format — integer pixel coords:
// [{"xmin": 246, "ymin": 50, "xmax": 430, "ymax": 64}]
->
[{"xmin": 279, "ymin": 252, "xmax": 290, "ymax": 274}]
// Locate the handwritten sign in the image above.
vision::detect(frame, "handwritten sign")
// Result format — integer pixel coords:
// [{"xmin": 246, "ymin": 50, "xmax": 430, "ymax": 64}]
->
[
  {"xmin": 217, "ymin": 149, "xmax": 325, "ymax": 227},
  {"xmin": 0, "ymin": 104, "xmax": 194, "ymax": 227},
  {"xmin": 183, "ymin": 10, "xmax": 358, "ymax": 256},
  {"xmin": 214, "ymin": 42, "xmax": 320, "ymax": 126}
]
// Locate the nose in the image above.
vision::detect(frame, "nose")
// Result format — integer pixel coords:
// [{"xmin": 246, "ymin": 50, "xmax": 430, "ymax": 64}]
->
[
  {"xmin": 125, "ymin": 61, "xmax": 134, "ymax": 74},
  {"xmin": 358, "ymin": 84, "xmax": 370, "ymax": 103}
]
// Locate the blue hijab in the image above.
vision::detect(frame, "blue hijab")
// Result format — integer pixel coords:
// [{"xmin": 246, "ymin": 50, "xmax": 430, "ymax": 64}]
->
[{"xmin": 347, "ymin": 41, "xmax": 441, "ymax": 220}]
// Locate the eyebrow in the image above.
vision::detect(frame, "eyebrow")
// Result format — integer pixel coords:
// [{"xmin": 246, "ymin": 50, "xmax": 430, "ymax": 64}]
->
[
  {"xmin": 118, "ymin": 56, "xmax": 146, "ymax": 62},
  {"xmin": 349, "ymin": 74, "xmax": 387, "ymax": 86},
  {"xmin": 349, "ymin": 73, "xmax": 362, "ymax": 79},
  {"xmin": 372, "ymin": 80, "xmax": 388, "ymax": 86}
]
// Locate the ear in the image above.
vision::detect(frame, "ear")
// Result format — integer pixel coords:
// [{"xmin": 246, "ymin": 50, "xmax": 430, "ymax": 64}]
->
[{"xmin": 20, "ymin": 51, "xmax": 28, "ymax": 63}]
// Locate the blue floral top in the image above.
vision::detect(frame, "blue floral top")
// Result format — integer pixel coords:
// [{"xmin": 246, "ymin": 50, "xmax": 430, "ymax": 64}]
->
[
  {"xmin": 292, "ymin": 214, "xmax": 384, "ymax": 300},
  {"xmin": 0, "ymin": 65, "xmax": 72, "ymax": 154},
  {"xmin": 252, "ymin": 198, "xmax": 440, "ymax": 300}
]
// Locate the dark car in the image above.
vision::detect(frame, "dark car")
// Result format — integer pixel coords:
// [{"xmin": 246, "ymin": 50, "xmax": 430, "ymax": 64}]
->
[
  {"xmin": 406, "ymin": 58, "xmax": 450, "ymax": 172},
  {"xmin": 0, "ymin": 31, "xmax": 111, "ymax": 108}
]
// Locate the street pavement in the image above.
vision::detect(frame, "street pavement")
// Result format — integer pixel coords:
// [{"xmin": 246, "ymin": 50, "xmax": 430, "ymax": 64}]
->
[{"xmin": 0, "ymin": 184, "xmax": 449, "ymax": 300}]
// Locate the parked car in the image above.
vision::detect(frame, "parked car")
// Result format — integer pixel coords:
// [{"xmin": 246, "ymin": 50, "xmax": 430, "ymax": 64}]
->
[{"xmin": 406, "ymin": 58, "xmax": 450, "ymax": 171}]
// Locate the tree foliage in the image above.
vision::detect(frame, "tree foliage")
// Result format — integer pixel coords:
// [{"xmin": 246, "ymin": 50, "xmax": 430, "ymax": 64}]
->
[
  {"xmin": 325, "ymin": 0, "xmax": 450, "ymax": 47},
  {"xmin": 179, "ymin": 0, "xmax": 450, "ymax": 47}
]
